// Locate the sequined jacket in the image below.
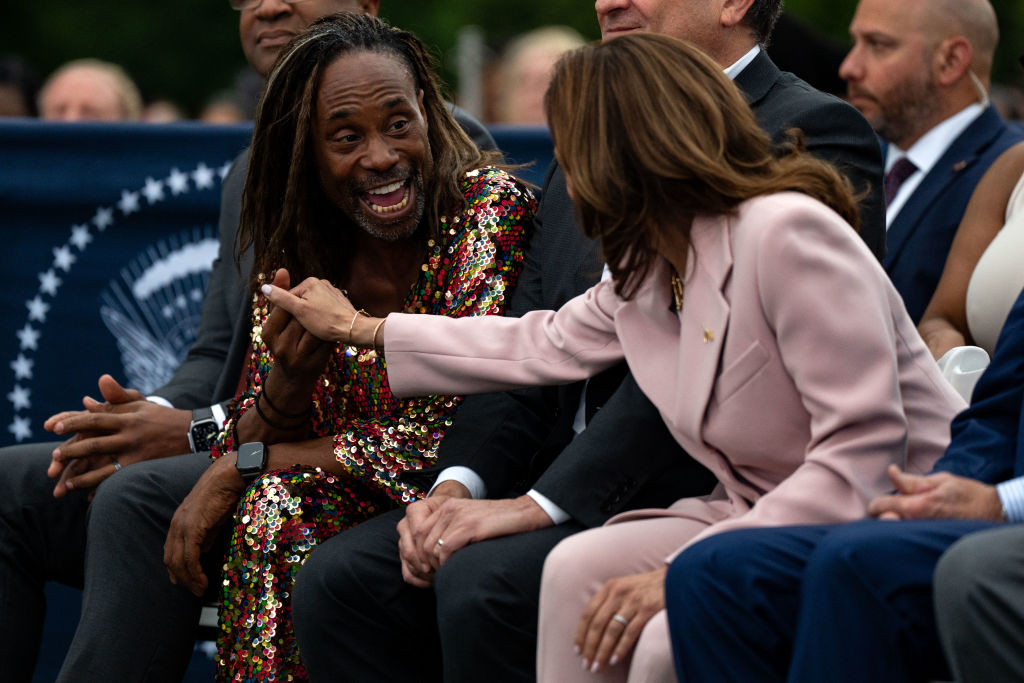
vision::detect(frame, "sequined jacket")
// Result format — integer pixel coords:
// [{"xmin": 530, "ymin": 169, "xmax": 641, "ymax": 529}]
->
[{"xmin": 212, "ymin": 167, "xmax": 534, "ymax": 503}]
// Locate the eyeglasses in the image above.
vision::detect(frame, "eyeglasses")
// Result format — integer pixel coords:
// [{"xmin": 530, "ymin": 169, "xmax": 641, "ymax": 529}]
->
[{"xmin": 229, "ymin": 0, "xmax": 312, "ymax": 11}]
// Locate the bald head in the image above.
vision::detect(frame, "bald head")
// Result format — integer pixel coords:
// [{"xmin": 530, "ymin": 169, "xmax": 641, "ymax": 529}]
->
[
  {"xmin": 919, "ymin": 0, "xmax": 998, "ymax": 77},
  {"xmin": 38, "ymin": 59, "xmax": 142, "ymax": 122}
]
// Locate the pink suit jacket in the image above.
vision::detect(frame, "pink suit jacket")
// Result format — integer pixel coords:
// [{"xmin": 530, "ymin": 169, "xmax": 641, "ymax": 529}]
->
[{"xmin": 385, "ymin": 192, "xmax": 966, "ymax": 557}]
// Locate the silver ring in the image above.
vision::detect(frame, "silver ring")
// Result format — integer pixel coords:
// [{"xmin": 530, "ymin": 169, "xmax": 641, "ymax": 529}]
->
[
  {"xmin": 112, "ymin": 458, "xmax": 122, "ymax": 472},
  {"xmin": 612, "ymin": 614, "xmax": 629, "ymax": 627},
  {"xmin": 437, "ymin": 538, "xmax": 444, "ymax": 547}
]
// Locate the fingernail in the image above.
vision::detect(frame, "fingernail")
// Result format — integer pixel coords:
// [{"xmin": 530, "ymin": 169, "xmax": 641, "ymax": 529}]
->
[
  {"xmin": 52, "ymin": 447, "xmax": 61, "ymax": 458},
  {"xmin": 54, "ymin": 423, "xmax": 64, "ymax": 435},
  {"xmin": 590, "ymin": 661, "xmax": 600, "ymax": 673},
  {"xmin": 581, "ymin": 659, "xmax": 589, "ymax": 671},
  {"xmin": 610, "ymin": 655, "xmax": 619, "ymax": 666},
  {"xmin": 574, "ymin": 645, "xmax": 580, "ymax": 656},
  {"xmin": 65, "ymin": 481, "xmax": 74, "ymax": 490},
  {"xmin": 261, "ymin": 284, "xmax": 272, "ymax": 295}
]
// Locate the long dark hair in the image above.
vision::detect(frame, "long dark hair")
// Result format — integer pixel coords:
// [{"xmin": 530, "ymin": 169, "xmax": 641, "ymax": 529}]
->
[
  {"xmin": 544, "ymin": 33, "xmax": 859, "ymax": 299},
  {"xmin": 238, "ymin": 12, "xmax": 502, "ymax": 289}
]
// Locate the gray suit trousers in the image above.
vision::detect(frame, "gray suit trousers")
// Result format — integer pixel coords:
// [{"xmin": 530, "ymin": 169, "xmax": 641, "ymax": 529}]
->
[
  {"xmin": 935, "ymin": 524, "xmax": 1024, "ymax": 682},
  {"xmin": 55, "ymin": 451, "xmax": 214, "ymax": 682}
]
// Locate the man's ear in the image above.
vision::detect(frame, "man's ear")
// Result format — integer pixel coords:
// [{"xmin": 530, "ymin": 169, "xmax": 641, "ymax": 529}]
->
[
  {"xmin": 933, "ymin": 36, "xmax": 973, "ymax": 87},
  {"xmin": 720, "ymin": 0, "xmax": 757, "ymax": 30},
  {"xmin": 360, "ymin": 0, "xmax": 381, "ymax": 16},
  {"xmin": 417, "ymin": 89, "xmax": 427, "ymax": 127}
]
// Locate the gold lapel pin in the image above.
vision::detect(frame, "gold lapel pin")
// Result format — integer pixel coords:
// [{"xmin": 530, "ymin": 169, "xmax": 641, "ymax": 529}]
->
[
  {"xmin": 952, "ymin": 160, "xmax": 967, "ymax": 172},
  {"xmin": 703, "ymin": 327, "xmax": 715, "ymax": 343}
]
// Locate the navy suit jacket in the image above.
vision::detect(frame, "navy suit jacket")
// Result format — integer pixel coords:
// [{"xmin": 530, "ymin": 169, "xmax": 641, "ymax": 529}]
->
[
  {"xmin": 884, "ymin": 106, "xmax": 1023, "ymax": 324},
  {"xmin": 933, "ymin": 288, "xmax": 1024, "ymax": 483}
]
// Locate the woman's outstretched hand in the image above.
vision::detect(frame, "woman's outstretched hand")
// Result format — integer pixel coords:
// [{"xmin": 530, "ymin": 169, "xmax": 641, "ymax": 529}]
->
[{"xmin": 261, "ymin": 269, "xmax": 380, "ymax": 346}]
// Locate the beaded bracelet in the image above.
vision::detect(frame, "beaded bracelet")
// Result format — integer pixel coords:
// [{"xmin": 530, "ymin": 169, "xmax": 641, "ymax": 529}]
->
[{"xmin": 254, "ymin": 391, "xmax": 307, "ymax": 431}]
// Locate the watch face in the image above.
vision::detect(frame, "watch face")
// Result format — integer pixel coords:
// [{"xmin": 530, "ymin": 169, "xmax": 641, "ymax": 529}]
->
[{"xmin": 191, "ymin": 422, "xmax": 220, "ymax": 451}]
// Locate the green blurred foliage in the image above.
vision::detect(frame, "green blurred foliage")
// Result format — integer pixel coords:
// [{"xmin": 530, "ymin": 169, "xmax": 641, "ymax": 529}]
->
[{"xmin": 3, "ymin": 0, "xmax": 1021, "ymax": 116}]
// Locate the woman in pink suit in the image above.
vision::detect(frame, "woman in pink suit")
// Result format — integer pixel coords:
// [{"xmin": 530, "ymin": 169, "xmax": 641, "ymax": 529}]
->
[{"xmin": 263, "ymin": 34, "xmax": 965, "ymax": 683}]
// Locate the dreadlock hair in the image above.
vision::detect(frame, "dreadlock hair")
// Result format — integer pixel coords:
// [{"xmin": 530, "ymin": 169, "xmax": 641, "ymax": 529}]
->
[
  {"xmin": 545, "ymin": 33, "xmax": 860, "ymax": 300},
  {"xmin": 238, "ymin": 11, "xmax": 502, "ymax": 290}
]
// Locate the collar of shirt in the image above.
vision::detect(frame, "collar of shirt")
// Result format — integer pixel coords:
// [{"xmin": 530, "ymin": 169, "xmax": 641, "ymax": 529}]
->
[
  {"xmin": 723, "ymin": 45, "xmax": 761, "ymax": 81},
  {"xmin": 884, "ymin": 103, "xmax": 987, "ymax": 227}
]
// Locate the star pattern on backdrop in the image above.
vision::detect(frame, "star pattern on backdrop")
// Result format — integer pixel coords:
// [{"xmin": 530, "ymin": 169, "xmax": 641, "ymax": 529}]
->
[{"xmin": 7, "ymin": 160, "xmax": 234, "ymax": 442}]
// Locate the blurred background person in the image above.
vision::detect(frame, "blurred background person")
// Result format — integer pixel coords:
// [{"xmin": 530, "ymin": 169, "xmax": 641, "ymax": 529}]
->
[
  {"xmin": 197, "ymin": 91, "xmax": 247, "ymax": 123},
  {"xmin": 494, "ymin": 25, "xmax": 584, "ymax": 125},
  {"xmin": 142, "ymin": 98, "xmax": 188, "ymax": 123},
  {"xmin": 38, "ymin": 58, "xmax": 142, "ymax": 122},
  {"xmin": 0, "ymin": 56, "xmax": 40, "ymax": 117}
]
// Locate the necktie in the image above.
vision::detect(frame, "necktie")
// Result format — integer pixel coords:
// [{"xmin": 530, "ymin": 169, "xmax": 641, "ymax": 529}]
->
[{"xmin": 884, "ymin": 157, "xmax": 918, "ymax": 206}]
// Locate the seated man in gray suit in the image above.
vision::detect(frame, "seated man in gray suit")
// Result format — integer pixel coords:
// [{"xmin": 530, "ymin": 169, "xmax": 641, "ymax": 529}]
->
[
  {"xmin": 0, "ymin": 1, "xmax": 493, "ymax": 681},
  {"xmin": 291, "ymin": 1, "xmax": 890, "ymax": 681}
]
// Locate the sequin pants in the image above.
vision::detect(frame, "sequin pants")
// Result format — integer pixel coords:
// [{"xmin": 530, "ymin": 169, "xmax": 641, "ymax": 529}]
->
[{"xmin": 215, "ymin": 467, "xmax": 393, "ymax": 682}]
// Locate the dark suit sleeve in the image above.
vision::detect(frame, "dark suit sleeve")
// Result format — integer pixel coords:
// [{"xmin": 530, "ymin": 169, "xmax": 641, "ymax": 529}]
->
[
  {"xmin": 152, "ymin": 148, "xmax": 248, "ymax": 409},
  {"xmin": 532, "ymin": 372, "xmax": 717, "ymax": 527},
  {"xmin": 774, "ymin": 93, "xmax": 887, "ymax": 261},
  {"xmin": 428, "ymin": 163, "xmax": 562, "ymax": 494},
  {"xmin": 448, "ymin": 103, "xmax": 498, "ymax": 152},
  {"xmin": 932, "ymin": 289, "xmax": 1024, "ymax": 483}
]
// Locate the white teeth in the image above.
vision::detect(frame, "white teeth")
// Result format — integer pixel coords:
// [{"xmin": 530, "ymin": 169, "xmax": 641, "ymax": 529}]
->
[
  {"xmin": 366, "ymin": 180, "xmax": 405, "ymax": 195},
  {"xmin": 370, "ymin": 186, "xmax": 410, "ymax": 213}
]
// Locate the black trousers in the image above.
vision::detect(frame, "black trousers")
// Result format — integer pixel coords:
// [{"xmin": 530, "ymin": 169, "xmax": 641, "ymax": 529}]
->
[{"xmin": 293, "ymin": 506, "xmax": 584, "ymax": 682}]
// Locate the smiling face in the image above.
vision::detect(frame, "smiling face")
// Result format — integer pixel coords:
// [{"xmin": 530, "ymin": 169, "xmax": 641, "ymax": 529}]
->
[
  {"xmin": 239, "ymin": 0, "xmax": 378, "ymax": 76},
  {"xmin": 839, "ymin": 0, "xmax": 941, "ymax": 148},
  {"xmin": 312, "ymin": 49, "xmax": 432, "ymax": 242}
]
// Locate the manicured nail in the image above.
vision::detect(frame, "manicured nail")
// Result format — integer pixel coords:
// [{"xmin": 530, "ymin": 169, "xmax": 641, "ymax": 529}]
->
[
  {"xmin": 590, "ymin": 661, "xmax": 600, "ymax": 673},
  {"xmin": 574, "ymin": 645, "xmax": 580, "ymax": 656},
  {"xmin": 65, "ymin": 480, "xmax": 74, "ymax": 490},
  {"xmin": 610, "ymin": 655, "xmax": 619, "ymax": 666},
  {"xmin": 581, "ymin": 659, "xmax": 589, "ymax": 671},
  {"xmin": 261, "ymin": 284, "xmax": 273, "ymax": 295}
]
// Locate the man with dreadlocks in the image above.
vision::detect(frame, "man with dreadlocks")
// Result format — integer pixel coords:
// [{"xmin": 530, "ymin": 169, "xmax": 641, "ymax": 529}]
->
[{"xmin": 54, "ymin": 13, "xmax": 533, "ymax": 682}]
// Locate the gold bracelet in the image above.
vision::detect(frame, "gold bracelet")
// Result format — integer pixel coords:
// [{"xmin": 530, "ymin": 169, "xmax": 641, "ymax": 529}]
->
[
  {"xmin": 347, "ymin": 308, "xmax": 369, "ymax": 345},
  {"xmin": 371, "ymin": 317, "xmax": 387, "ymax": 352}
]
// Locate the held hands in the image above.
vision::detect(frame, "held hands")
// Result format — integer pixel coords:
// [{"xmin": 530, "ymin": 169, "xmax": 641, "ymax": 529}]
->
[
  {"xmin": 868, "ymin": 464, "xmax": 1006, "ymax": 521},
  {"xmin": 261, "ymin": 269, "xmax": 333, "ymax": 386},
  {"xmin": 261, "ymin": 268, "xmax": 381, "ymax": 347},
  {"xmin": 575, "ymin": 568, "xmax": 667, "ymax": 673},
  {"xmin": 164, "ymin": 454, "xmax": 247, "ymax": 597},
  {"xmin": 397, "ymin": 488, "xmax": 553, "ymax": 587},
  {"xmin": 45, "ymin": 374, "xmax": 191, "ymax": 498}
]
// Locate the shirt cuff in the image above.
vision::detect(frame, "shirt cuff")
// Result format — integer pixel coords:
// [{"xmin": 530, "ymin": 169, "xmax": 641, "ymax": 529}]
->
[
  {"xmin": 997, "ymin": 477, "xmax": 1024, "ymax": 523},
  {"xmin": 430, "ymin": 466, "xmax": 487, "ymax": 500},
  {"xmin": 146, "ymin": 395, "xmax": 173, "ymax": 409},
  {"xmin": 526, "ymin": 489, "xmax": 570, "ymax": 525}
]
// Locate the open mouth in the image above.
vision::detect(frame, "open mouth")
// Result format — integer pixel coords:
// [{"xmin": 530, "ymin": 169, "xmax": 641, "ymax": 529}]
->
[{"xmin": 361, "ymin": 179, "xmax": 411, "ymax": 215}]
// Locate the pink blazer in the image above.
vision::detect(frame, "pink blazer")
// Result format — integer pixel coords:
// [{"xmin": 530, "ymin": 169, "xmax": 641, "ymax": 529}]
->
[{"xmin": 384, "ymin": 192, "xmax": 966, "ymax": 557}]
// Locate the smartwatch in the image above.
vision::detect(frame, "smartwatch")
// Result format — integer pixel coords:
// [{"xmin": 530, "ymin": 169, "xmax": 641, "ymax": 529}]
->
[
  {"xmin": 236, "ymin": 441, "xmax": 267, "ymax": 485},
  {"xmin": 188, "ymin": 406, "xmax": 221, "ymax": 453}
]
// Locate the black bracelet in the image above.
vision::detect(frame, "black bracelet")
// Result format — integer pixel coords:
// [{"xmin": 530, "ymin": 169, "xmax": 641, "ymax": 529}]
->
[
  {"xmin": 259, "ymin": 387, "xmax": 309, "ymax": 419},
  {"xmin": 254, "ymin": 392, "xmax": 307, "ymax": 431}
]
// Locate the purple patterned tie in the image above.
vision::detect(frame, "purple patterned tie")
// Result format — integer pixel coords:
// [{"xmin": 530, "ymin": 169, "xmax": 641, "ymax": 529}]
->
[{"xmin": 884, "ymin": 157, "xmax": 918, "ymax": 206}]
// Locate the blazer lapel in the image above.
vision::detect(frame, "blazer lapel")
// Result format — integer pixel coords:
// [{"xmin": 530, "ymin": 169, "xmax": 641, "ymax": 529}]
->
[
  {"xmin": 674, "ymin": 214, "xmax": 733, "ymax": 445},
  {"xmin": 884, "ymin": 107, "xmax": 1005, "ymax": 270}
]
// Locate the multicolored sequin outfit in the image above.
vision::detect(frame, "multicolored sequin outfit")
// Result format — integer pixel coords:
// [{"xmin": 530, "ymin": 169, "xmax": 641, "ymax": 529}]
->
[{"xmin": 208, "ymin": 168, "xmax": 534, "ymax": 681}]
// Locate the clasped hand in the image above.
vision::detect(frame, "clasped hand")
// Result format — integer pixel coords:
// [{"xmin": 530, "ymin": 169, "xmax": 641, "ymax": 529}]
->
[
  {"xmin": 868, "ymin": 464, "xmax": 1006, "ymax": 521},
  {"xmin": 45, "ymin": 374, "xmax": 191, "ymax": 498},
  {"xmin": 261, "ymin": 269, "xmax": 375, "ymax": 346}
]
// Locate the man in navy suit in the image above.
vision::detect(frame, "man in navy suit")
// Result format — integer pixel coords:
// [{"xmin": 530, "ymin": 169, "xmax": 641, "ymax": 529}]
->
[
  {"xmin": 664, "ymin": 287, "xmax": 1024, "ymax": 681},
  {"xmin": 840, "ymin": 0, "xmax": 1022, "ymax": 322}
]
